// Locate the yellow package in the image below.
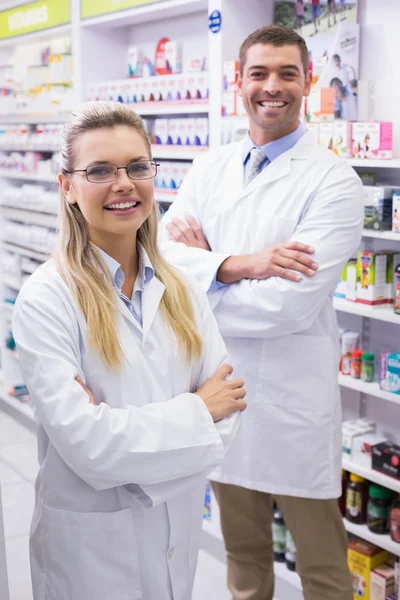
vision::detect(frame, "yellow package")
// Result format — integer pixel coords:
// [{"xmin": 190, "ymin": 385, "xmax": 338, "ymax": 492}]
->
[{"xmin": 348, "ymin": 540, "xmax": 388, "ymax": 600}]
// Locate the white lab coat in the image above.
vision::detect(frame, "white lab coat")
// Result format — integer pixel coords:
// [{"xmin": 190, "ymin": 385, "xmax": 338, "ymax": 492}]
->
[
  {"xmin": 159, "ymin": 131, "xmax": 364, "ymax": 499},
  {"xmin": 12, "ymin": 261, "xmax": 240, "ymax": 600}
]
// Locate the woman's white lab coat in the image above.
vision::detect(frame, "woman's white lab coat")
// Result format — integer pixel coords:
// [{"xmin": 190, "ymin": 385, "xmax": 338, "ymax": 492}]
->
[{"xmin": 12, "ymin": 260, "xmax": 240, "ymax": 600}]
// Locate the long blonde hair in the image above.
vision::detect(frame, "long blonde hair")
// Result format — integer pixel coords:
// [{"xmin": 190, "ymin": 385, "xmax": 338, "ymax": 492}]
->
[{"xmin": 57, "ymin": 101, "xmax": 202, "ymax": 369}]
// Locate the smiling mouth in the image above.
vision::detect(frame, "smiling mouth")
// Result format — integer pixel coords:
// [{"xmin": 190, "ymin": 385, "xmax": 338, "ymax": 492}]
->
[
  {"xmin": 104, "ymin": 201, "xmax": 140, "ymax": 211},
  {"xmin": 258, "ymin": 101, "xmax": 288, "ymax": 108}
]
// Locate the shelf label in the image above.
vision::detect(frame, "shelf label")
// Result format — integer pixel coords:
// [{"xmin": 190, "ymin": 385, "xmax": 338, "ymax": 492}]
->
[
  {"xmin": 81, "ymin": 0, "xmax": 160, "ymax": 19},
  {"xmin": 0, "ymin": 0, "xmax": 70, "ymax": 40}
]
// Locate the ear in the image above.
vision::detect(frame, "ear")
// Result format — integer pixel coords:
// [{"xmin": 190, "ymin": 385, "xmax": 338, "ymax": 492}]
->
[
  {"xmin": 303, "ymin": 70, "xmax": 313, "ymax": 98},
  {"xmin": 58, "ymin": 172, "xmax": 77, "ymax": 204},
  {"xmin": 237, "ymin": 72, "xmax": 243, "ymax": 96}
]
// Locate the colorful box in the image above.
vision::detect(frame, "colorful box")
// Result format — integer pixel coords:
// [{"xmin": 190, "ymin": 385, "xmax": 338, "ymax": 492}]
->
[
  {"xmin": 356, "ymin": 251, "xmax": 388, "ymax": 306},
  {"xmin": 380, "ymin": 354, "xmax": 400, "ymax": 396},
  {"xmin": 306, "ymin": 122, "xmax": 319, "ymax": 144},
  {"xmin": 153, "ymin": 119, "xmax": 169, "ymax": 145},
  {"xmin": 393, "ymin": 193, "xmax": 400, "ymax": 234},
  {"xmin": 223, "ymin": 60, "xmax": 239, "ymax": 92},
  {"xmin": 333, "ymin": 121, "xmax": 353, "ymax": 158},
  {"xmin": 307, "ymin": 87, "xmax": 335, "ymax": 122},
  {"xmin": 319, "ymin": 122, "xmax": 333, "ymax": 150},
  {"xmin": 164, "ymin": 41, "xmax": 182, "ymax": 74},
  {"xmin": 363, "ymin": 186, "xmax": 395, "ymax": 231},
  {"xmin": 222, "ymin": 91, "xmax": 237, "ymax": 117},
  {"xmin": 348, "ymin": 540, "xmax": 388, "ymax": 600},
  {"xmin": 334, "ymin": 259, "xmax": 357, "ymax": 301},
  {"xmin": 352, "ymin": 122, "xmax": 393, "ymax": 160},
  {"xmin": 371, "ymin": 565, "xmax": 395, "ymax": 600}
]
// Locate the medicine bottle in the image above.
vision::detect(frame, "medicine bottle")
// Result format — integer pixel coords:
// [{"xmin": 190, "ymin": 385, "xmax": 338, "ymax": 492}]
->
[
  {"xmin": 361, "ymin": 353, "xmax": 375, "ymax": 382},
  {"xmin": 351, "ymin": 350, "xmax": 363, "ymax": 379},
  {"xmin": 367, "ymin": 484, "xmax": 395, "ymax": 534},
  {"xmin": 285, "ymin": 529, "xmax": 296, "ymax": 572},
  {"xmin": 346, "ymin": 474, "xmax": 367, "ymax": 524},
  {"xmin": 390, "ymin": 495, "xmax": 400, "ymax": 543},
  {"xmin": 272, "ymin": 505, "xmax": 286, "ymax": 562}
]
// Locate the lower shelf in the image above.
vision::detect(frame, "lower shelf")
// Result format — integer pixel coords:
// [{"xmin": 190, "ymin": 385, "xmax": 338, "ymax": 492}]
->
[{"xmin": 343, "ymin": 519, "xmax": 400, "ymax": 556}]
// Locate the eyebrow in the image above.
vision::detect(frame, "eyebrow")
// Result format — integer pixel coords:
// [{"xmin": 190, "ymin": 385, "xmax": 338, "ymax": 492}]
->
[
  {"xmin": 86, "ymin": 156, "xmax": 149, "ymax": 166},
  {"xmin": 248, "ymin": 64, "xmax": 300, "ymax": 73}
]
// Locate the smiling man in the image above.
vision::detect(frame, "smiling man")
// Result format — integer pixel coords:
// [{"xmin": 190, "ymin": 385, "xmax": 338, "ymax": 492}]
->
[{"xmin": 159, "ymin": 25, "xmax": 363, "ymax": 600}]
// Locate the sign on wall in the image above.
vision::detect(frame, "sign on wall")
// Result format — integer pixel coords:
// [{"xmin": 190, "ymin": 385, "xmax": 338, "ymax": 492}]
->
[
  {"xmin": 81, "ymin": 0, "xmax": 162, "ymax": 19},
  {"xmin": 0, "ymin": 0, "xmax": 70, "ymax": 40}
]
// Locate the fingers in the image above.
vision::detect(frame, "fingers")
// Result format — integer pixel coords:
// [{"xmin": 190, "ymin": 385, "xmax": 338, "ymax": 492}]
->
[
  {"xmin": 216, "ymin": 363, "xmax": 234, "ymax": 379},
  {"xmin": 235, "ymin": 399, "xmax": 247, "ymax": 413},
  {"xmin": 232, "ymin": 386, "xmax": 247, "ymax": 400},
  {"xmin": 185, "ymin": 215, "xmax": 203, "ymax": 240},
  {"xmin": 283, "ymin": 241, "xmax": 315, "ymax": 254},
  {"xmin": 227, "ymin": 377, "xmax": 245, "ymax": 389},
  {"xmin": 75, "ymin": 376, "xmax": 88, "ymax": 392},
  {"xmin": 167, "ymin": 218, "xmax": 197, "ymax": 244}
]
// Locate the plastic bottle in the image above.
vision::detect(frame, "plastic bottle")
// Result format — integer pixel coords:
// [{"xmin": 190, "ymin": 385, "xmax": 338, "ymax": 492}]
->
[
  {"xmin": 285, "ymin": 529, "xmax": 296, "ymax": 572},
  {"xmin": 339, "ymin": 470, "xmax": 349, "ymax": 516},
  {"xmin": 346, "ymin": 474, "xmax": 368, "ymax": 524},
  {"xmin": 367, "ymin": 484, "xmax": 395, "ymax": 534},
  {"xmin": 390, "ymin": 495, "xmax": 400, "ymax": 543},
  {"xmin": 351, "ymin": 349, "xmax": 363, "ymax": 379},
  {"xmin": 272, "ymin": 506, "xmax": 286, "ymax": 562},
  {"xmin": 361, "ymin": 353, "xmax": 375, "ymax": 382}
]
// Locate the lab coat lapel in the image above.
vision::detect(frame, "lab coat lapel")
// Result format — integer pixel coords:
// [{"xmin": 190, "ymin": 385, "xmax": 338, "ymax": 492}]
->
[{"xmin": 142, "ymin": 276, "xmax": 165, "ymax": 342}]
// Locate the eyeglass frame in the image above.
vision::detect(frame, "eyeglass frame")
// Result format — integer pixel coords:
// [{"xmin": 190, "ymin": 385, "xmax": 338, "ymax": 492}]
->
[{"xmin": 63, "ymin": 159, "xmax": 160, "ymax": 183}]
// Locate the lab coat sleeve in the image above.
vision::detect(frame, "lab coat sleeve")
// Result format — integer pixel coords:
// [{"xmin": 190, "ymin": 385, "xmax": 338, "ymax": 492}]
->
[
  {"xmin": 211, "ymin": 163, "xmax": 364, "ymax": 338},
  {"xmin": 12, "ymin": 279, "xmax": 225, "ymax": 494},
  {"xmin": 158, "ymin": 156, "xmax": 230, "ymax": 293},
  {"xmin": 131, "ymin": 275, "xmax": 241, "ymax": 506}
]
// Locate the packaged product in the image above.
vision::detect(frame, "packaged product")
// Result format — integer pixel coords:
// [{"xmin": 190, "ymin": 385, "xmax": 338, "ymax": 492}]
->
[
  {"xmin": 393, "ymin": 193, "xmax": 400, "ymax": 234},
  {"xmin": 363, "ymin": 187, "xmax": 396, "ymax": 231},
  {"xmin": 370, "ymin": 564, "xmax": 395, "ymax": 600},
  {"xmin": 348, "ymin": 539, "xmax": 388, "ymax": 600},
  {"xmin": 332, "ymin": 120, "xmax": 352, "ymax": 158},
  {"xmin": 356, "ymin": 251, "xmax": 388, "ymax": 306},
  {"xmin": 352, "ymin": 122, "xmax": 393, "ymax": 160},
  {"xmin": 372, "ymin": 442, "xmax": 400, "ymax": 480},
  {"xmin": 380, "ymin": 353, "xmax": 400, "ymax": 395},
  {"xmin": 318, "ymin": 122, "xmax": 333, "ymax": 150},
  {"xmin": 305, "ymin": 122, "xmax": 319, "ymax": 144},
  {"xmin": 306, "ymin": 87, "xmax": 335, "ymax": 122}
]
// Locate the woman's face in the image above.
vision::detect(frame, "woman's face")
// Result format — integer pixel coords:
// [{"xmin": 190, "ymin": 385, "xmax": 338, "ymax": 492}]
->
[{"xmin": 59, "ymin": 125, "xmax": 154, "ymax": 244}]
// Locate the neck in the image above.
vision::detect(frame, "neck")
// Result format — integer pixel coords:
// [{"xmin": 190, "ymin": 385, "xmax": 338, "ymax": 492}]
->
[
  {"xmin": 90, "ymin": 229, "xmax": 138, "ymax": 279},
  {"xmin": 249, "ymin": 121, "xmax": 299, "ymax": 146}
]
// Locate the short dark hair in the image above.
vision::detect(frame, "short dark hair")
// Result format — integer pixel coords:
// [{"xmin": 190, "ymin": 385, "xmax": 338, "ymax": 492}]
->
[{"xmin": 239, "ymin": 25, "xmax": 309, "ymax": 77}]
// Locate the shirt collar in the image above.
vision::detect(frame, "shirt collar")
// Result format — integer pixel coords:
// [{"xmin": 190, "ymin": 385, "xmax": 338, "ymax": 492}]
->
[
  {"xmin": 243, "ymin": 122, "xmax": 305, "ymax": 166},
  {"xmin": 96, "ymin": 243, "xmax": 155, "ymax": 295}
]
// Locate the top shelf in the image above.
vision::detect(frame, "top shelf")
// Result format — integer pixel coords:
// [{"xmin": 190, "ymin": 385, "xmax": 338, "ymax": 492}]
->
[
  {"xmin": 80, "ymin": 0, "xmax": 208, "ymax": 29},
  {"xmin": 347, "ymin": 158, "xmax": 400, "ymax": 169}
]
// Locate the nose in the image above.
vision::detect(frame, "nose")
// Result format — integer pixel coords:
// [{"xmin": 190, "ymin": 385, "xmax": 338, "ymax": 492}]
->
[
  {"xmin": 263, "ymin": 73, "xmax": 283, "ymax": 96},
  {"xmin": 112, "ymin": 168, "xmax": 135, "ymax": 192}
]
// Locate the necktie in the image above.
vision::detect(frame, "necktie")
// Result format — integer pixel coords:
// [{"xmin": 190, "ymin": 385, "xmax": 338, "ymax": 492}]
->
[{"xmin": 245, "ymin": 147, "xmax": 267, "ymax": 187}]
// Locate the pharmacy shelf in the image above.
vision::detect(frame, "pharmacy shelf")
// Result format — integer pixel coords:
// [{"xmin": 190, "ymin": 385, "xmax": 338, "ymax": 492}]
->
[
  {"xmin": 0, "ymin": 207, "xmax": 58, "ymax": 228},
  {"xmin": 0, "ymin": 171, "xmax": 56, "ymax": 183},
  {"xmin": 0, "ymin": 24, "xmax": 71, "ymax": 49},
  {"xmin": 2, "ymin": 242, "xmax": 50, "ymax": 263},
  {"xmin": 151, "ymin": 145, "xmax": 208, "ymax": 160},
  {"xmin": 342, "ymin": 457, "xmax": 400, "ymax": 495},
  {"xmin": 80, "ymin": 0, "xmax": 208, "ymax": 28},
  {"xmin": 338, "ymin": 373, "xmax": 400, "ymax": 405},
  {"xmin": 155, "ymin": 189, "xmax": 178, "ymax": 203},
  {"xmin": 333, "ymin": 298, "xmax": 400, "ymax": 324},
  {"xmin": 128, "ymin": 101, "xmax": 209, "ymax": 116},
  {"xmin": 346, "ymin": 158, "xmax": 400, "ymax": 169},
  {"xmin": 0, "ymin": 114, "xmax": 70, "ymax": 125},
  {"xmin": 0, "ymin": 387, "xmax": 34, "ymax": 424},
  {"xmin": 362, "ymin": 230, "xmax": 400, "ymax": 242},
  {"xmin": 343, "ymin": 519, "xmax": 400, "ymax": 556}
]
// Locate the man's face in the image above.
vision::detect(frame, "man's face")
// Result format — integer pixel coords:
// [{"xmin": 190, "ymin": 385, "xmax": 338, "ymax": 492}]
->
[{"xmin": 238, "ymin": 43, "xmax": 312, "ymax": 143}]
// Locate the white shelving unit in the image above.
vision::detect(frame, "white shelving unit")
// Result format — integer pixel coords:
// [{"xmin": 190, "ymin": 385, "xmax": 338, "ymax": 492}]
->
[
  {"xmin": 131, "ymin": 101, "xmax": 209, "ymax": 116},
  {"xmin": 333, "ymin": 298, "xmax": 400, "ymax": 324},
  {"xmin": 338, "ymin": 373, "xmax": 400, "ymax": 406},
  {"xmin": 0, "ymin": 171, "xmax": 57, "ymax": 183},
  {"xmin": 151, "ymin": 145, "xmax": 208, "ymax": 160},
  {"xmin": 342, "ymin": 457, "xmax": 400, "ymax": 495},
  {"xmin": 362, "ymin": 230, "xmax": 400, "ymax": 242},
  {"xmin": 0, "ymin": 207, "xmax": 58, "ymax": 229},
  {"xmin": 344, "ymin": 520, "xmax": 400, "ymax": 557}
]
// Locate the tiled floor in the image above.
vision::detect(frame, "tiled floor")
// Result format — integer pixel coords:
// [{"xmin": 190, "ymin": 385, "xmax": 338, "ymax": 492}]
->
[{"xmin": 0, "ymin": 408, "xmax": 232, "ymax": 600}]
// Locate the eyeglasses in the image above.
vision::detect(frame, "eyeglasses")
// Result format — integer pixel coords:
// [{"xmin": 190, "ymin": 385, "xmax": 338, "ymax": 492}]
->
[{"xmin": 65, "ymin": 160, "xmax": 160, "ymax": 183}]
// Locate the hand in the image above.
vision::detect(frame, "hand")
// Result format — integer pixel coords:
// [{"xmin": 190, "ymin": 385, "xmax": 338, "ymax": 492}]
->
[
  {"xmin": 249, "ymin": 242, "xmax": 318, "ymax": 281},
  {"xmin": 217, "ymin": 242, "xmax": 318, "ymax": 284},
  {"xmin": 195, "ymin": 364, "xmax": 247, "ymax": 422},
  {"xmin": 76, "ymin": 376, "xmax": 97, "ymax": 405},
  {"xmin": 166, "ymin": 215, "xmax": 211, "ymax": 251}
]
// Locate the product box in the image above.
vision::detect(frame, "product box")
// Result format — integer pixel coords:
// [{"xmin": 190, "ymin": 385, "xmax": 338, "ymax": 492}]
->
[
  {"xmin": 356, "ymin": 251, "xmax": 389, "ymax": 306},
  {"xmin": 386, "ymin": 253, "xmax": 400, "ymax": 303},
  {"xmin": 141, "ymin": 78, "xmax": 152, "ymax": 103},
  {"xmin": 177, "ymin": 119, "xmax": 187, "ymax": 146},
  {"xmin": 306, "ymin": 122, "xmax": 319, "ymax": 144},
  {"xmin": 222, "ymin": 91, "xmax": 237, "ymax": 117},
  {"xmin": 342, "ymin": 420, "xmax": 376, "ymax": 456},
  {"xmin": 348, "ymin": 540, "xmax": 388, "ymax": 600},
  {"xmin": 195, "ymin": 72, "xmax": 209, "ymax": 99},
  {"xmin": 380, "ymin": 354, "xmax": 400, "ymax": 396},
  {"xmin": 165, "ymin": 74, "xmax": 178, "ymax": 101},
  {"xmin": 352, "ymin": 122, "xmax": 393, "ymax": 160},
  {"xmin": 167, "ymin": 119, "xmax": 179, "ymax": 145},
  {"xmin": 184, "ymin": 118, "xmax": 196, "ymax": 145},
  {"xmin": 194, "ymin": 118, "xmax": 208, "ymax": 146},
  {"xmin": 363, "ymin": 186, "xmax": 395, "ymax": 231},
  {"xmin": 170, "ymin": 162, "xmax": 182, "ymax": 189},
  {"xmin": 176, "ymin": 74, "xmax": 188, "ymax": 101},
  {"xmin": 223, "ymin": 60, "xmax": 239, "ymax": 92},
  {"xmin": 333, "ymin": 120, "xmax": 353, "ymax": 158},
  {"xmin": 351, "ymin": 433, "xmax": 388, "ymax": 467},
  {"xmin": 128, "ymin": 46, "xmax": 143, "ymax": 78},
  {"xmin": 318, "ymin": 122, "xmax": 333, "ymax": 150},
  {"xmin": 153, "ymin": 119, "xmax": 169, "ymax": 145},
  {"xmin": 334, "ymin": 259, "xmax": 357, "ymax": 301},
  {"xmin": 149, "ymin": 77, "xmax": 160, "ymax": 102},
  {"xmin": 164, "ymin": 41, "xmax": 182, "ymax": 74},
  {"xmin": 393, "ymin": 193, "xmax": 400, "ymax": 234},
  {"xmin": 235, "ymin": 93, "xmax": 247, "ymax": 117},
  {"xmin": 372, "ymin": 441, "xmax": 400, "ymax": 481},
  {"xmin": 307, "ymin": 87, "xmax": 335, "ymax": 122},
  {"xmin": 371, "ymin": 565, "xmax": 395, "ymax": 600},
  {"xmin": 129, "ymin": 78, "xmax": 142, "ymax": 103}
]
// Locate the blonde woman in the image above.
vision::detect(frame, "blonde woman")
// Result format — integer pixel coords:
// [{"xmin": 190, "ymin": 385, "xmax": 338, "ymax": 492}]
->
[{"xmin": 12, "ymin": 102, "xmax": 246, "ymax": 600}]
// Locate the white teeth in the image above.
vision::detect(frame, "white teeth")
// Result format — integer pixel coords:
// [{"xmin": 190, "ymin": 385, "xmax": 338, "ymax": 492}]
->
[
  {"xmin": 260, "ymin": 101, "xmax": 286, "ymax": 108},
  {"xmin": 106, "ymin": 201, "xmax": 138, "ymax": 210}
]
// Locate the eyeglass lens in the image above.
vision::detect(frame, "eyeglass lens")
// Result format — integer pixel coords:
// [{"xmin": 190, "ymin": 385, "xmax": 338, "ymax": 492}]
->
[{"xmin": 86, "ymin": 161, "xmax": 156, "ymax": 182}]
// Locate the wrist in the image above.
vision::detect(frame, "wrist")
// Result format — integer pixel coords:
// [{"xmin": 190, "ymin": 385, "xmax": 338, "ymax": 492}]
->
[{"xmin": 217, "ymin": 255, "xmax": 252, "ymax": 284}]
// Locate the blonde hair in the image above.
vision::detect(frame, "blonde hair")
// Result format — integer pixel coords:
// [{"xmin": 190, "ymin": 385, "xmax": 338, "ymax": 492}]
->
[{"xmin": 57, "ymin": 101, "xmax": 202, "ymax": 369}]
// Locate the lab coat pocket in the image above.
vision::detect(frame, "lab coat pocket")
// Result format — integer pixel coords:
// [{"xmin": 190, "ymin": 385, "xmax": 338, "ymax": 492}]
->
[
  {"xmin": 256, "ymin": 334, "xmax": 336, "ymax": 414},
  {"xmin": 42, "ymin": 504, "xmax": 141, "ymax": 600}
]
